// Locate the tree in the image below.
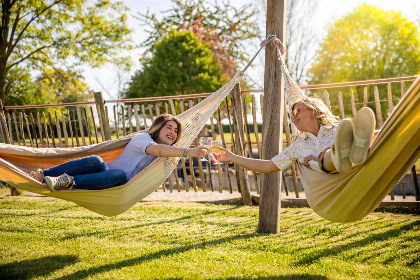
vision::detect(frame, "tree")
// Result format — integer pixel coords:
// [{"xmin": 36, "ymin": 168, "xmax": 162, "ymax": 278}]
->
[
  {"xmin": 0, "ymin": 0, "xmax": 133, "ymax": 104},
  {"xmin": 308, "ymin": 4, "xmax": 420, "ymax": 115},
  {"xmin": 35, "ymin": 68, "xmax": 91, "ymax": 104},
  {"xmin": 309, "ymin": 4, "xmax": 420, "ymax": 83},
  {"xmin": 137, "ymin": 0, "xmax": 260, "ymax": 79},
  {"xmin": 124, "ymin": 29, "xmax": 226, "ymax": 99}
]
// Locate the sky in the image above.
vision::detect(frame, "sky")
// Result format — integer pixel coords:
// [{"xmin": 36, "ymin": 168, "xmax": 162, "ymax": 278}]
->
[{"xmin": 84, "ymin": 0, "xmax": 419, "ymax": 100}]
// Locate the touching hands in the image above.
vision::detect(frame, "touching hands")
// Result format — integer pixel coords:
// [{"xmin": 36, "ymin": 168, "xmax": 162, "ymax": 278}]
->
[
  {"xmin": 188, "ymin": 146, "xmax": 209, "ymax": 157},
  {"xmin": 213, "ymin": 147, "xmax": 234, "ymax": 162}
]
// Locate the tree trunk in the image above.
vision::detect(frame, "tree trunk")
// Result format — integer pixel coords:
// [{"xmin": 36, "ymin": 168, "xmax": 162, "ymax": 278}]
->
[
  {"xmin": 258, "ymin": 0, "xmax": 287, "ymax": 234},
  {"xmin": 0, "ymin": 64, "xmax": 7, "ymax": 103},
  {"xmin": 0, "ymin": 0, "xmax": 12, "ymax": 103}
]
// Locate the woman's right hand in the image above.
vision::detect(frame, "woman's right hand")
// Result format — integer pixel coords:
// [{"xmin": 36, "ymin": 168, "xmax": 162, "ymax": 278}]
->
[
  {"xmin": 213, "ymin": 147, "xmax": 234, "ymax": 162},
  {"xmin": 188, "ymin": 146, "xmax": 208, "ymax": 157}
]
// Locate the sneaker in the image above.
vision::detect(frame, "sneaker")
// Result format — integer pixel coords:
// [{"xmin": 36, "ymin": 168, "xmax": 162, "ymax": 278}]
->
[
  {"xmin": 331, "ymin": 119, "xmax": 354, "ymax": 174},
  {"xmin": 44, "ymin": 174, "xmax": 72, "ymax": 192},
  {"xmin": 29, "ymin": 170, "xmax": 44, "ymax": 182},
  {"xmin": 350, "ymin": 107, "xmax": 375, "ymax": 165}
]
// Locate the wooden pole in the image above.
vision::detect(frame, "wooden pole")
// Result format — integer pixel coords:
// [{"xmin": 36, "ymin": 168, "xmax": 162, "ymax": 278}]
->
[
  {"xmin": 231, "ymin": 84, "xmax": 252, "ymax": 205},
  {"xmin": 0, "ymin": 100, "xmax": 9, "ymax": 143},
  {"xmin": 258, "ymin": 0, "xmax": 286, "ymax": 234},
  {"xmin": 93, "ymin": 92, "xmax": 111, "ymax": 141}
]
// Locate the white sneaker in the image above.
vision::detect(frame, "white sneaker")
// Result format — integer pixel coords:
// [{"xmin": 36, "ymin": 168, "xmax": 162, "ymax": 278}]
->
[
  {"xmin": 350, "ymin": 107, "xmax": 375, "ymax": 165},
  {"xmin": 29, "ymin": 170, "xmax": 44, "ymax": 182},
  {"xmin": 44, "ymin": 174, "xmax": 72, "ymax": 192},
  {"xmin": 331, "ymin": 119, "xmax": 354, "ymax": 174}
]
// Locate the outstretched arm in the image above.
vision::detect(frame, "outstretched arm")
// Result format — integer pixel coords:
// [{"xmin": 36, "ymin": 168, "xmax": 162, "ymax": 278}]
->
[
  {"xmin": 146, "ymin": 144, "xmax": 208, "ymax": 158},
  {"xmin": 214, "ymin": 147, "xmax": 280, "ymax": 174}
]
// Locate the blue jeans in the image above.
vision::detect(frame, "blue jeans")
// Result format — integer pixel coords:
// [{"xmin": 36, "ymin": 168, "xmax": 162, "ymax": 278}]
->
[{"xmin": 42, "ymin": 156, "xmax": 128, "ymax": 190}]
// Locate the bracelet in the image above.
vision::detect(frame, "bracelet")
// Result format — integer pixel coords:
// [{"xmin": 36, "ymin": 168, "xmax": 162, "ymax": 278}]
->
[{"xmin": 182, "ymin": 148, "xmax": 188, "ymax": 158}]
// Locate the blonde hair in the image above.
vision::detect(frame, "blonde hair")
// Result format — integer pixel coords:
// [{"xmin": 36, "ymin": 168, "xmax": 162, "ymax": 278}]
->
[
  {"xmin": 291, "ymin": 97, "xmax": 340, "ymax": 126},
  {"xmin": 148, "ymin": 114, "xmax": 182, "ymax": 144}
]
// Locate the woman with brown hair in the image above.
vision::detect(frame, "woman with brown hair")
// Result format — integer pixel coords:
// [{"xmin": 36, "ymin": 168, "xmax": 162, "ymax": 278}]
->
[{"xmin": 30, "ymin": 114, "xmax": 208, "ymax": 191}]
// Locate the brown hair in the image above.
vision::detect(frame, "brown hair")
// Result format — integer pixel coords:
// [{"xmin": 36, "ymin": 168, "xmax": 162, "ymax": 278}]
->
[
  {"xmin": 148, "ymin": 114, "xmax": 182, "ymax": 144},
  {"xmin": 291, "ymin": 97, "xmax": 340, "ymax": 127}
]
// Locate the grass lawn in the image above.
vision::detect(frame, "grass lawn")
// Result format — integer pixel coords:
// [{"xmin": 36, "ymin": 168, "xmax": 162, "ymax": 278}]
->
[{"xmin": 0, "ymin": 196, "xmax": 419, "ymax": 280}]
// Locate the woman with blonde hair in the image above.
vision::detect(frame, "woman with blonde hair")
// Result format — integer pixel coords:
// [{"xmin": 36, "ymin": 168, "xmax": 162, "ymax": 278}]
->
[
  {"xmin": 215, "ymin": 97, "xmax": 375, "ymax": 175},
  {"xmin": 30, "ymin": 114, "xmax": 208, "ymax": 191}
]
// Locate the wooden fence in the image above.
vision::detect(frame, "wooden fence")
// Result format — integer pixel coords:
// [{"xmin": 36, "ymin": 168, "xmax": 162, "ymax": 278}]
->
[{"xmin": 0, "ymin": 75, "xmax": 419, "ymax": 201}]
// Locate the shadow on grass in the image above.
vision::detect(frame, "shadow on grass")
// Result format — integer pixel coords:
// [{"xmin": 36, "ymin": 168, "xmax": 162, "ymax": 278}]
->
[
  {"xmin": 223, "ymin": 275, "xmax": 328, "ymax": 280},
  {"xmin": 0, "ymin": 205, "xmax": 79, "ymax": 217},
  {"xmin": 54, "ymin": 234, "xmax": 259, "ymax": 280},
  {"xmin": 0, "ymin": 255, "xmax": 79, "ymax": 280},
  {"xmin": 163, "ymin": 275, "xmax": 328, "ymax": 280},
  {"xmin": 295, "ymin": 220, "xmax": 420, "ymax": 266},
  {"xmin": 58, "ymin": 204, "xmax": 245, "ymax": 241},
  {"xmin": 58, "ymin": 210, "xmax": 222, "ymax": 241}
]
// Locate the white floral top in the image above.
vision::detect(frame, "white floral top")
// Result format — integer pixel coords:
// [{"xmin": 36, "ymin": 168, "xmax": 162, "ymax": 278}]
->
[{"xmin": 271, "ymin": 125, "xmax": 337, "ymax": 172}]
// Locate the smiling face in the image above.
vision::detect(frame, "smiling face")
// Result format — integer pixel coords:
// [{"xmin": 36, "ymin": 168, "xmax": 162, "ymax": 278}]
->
[
  {"xmin": 291, "ymin": 103, "xmax": 320, "ymax": 135},
  {"xmin": 157, "ymin": 120, "xmax": 179, "ymax": 145}
]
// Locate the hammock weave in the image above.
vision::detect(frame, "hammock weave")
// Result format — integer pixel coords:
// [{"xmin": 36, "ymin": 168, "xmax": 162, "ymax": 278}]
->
[
  {"xmin": 273, "ymin": 41, "xmax": 420, "ymax": 222},
  {"xmin": 0, "ymin": 73, "xmax": 242, "ymax": 216}
]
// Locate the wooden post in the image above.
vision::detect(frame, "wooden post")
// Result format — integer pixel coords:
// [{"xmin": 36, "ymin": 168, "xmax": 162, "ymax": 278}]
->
[
  {"xmin": 363, "ymin": 87, "xmax": 368, "ymax": 107},
  {"xmin": 93, "ymin": 92, "xmax": 111, "ymax": 141},
  {"xmin": 83, "ymin": 108, "xmax": 93, "ymax": 145},
  {"xmin": 55, "ymin": 111, "xmax": 63, "ymax": 148},
  {"xmin": 350, "ymin": 89, "xmax": 357, "ymax": 119},
  {"xmin": 128, "ymin": 104, "xmax": 133, "ymax": 134},
  {"xmin": 48, "ymin": 112, "xmax": 56, "ymax": 148},
  {"xmin": 338, "ymin": 91, "xmax": 345, "ymax": 119},
  {"xmin": 61, "ymin": 111, "xmax": 69, "ymax": 148},
  {"xmin": 231, "ymin": 84, "xmax": 252, "ymax": 205},
  {"xmin": 19, "ymin": 112, "xmax": 27, "ymax": 146},
  {"xmin": 90, "ymin": 106, "xmax": 99, "ymax": 144},
  {"xmin": 114, "ymin": 105, "xmax": 120, "ymax": 138},
  {"xmin": 323, "ymin": 91, "xmax": 331, "ymax": 110},
  {"xmin": 242, "ymin": 95, "xmax": 259, "ymax": 193},
  {"xmin": 76, "ymin": 107, "xmax": 86, "ymax": 146},
  {"xmin": 0, "ymin": 100, "xmax": 9, "ymax": 143},
  {"xmin": 258, "ymin": 0, "xmax": 286, "ymax": 234},
  {"xmin": 7, "ymin": 113, "xmax": 14, "ymax": 145},
  {"xmin": 121, "ymin": 105, "xmax": 126, "ymax": 136},
  {"xmin": 373, "ymin": 86, "xmax": 384, "ymax": 128},
  {"xmin": 134, "ymin": 105, "xmax": 141, "ymax": 132},
  {"xmin": 14, "ymin": 112, "xmax": 21, "ymax": 145},
  {"xmin": 217, "ymin": 107, "xmax": 233, "ymax": 193}
]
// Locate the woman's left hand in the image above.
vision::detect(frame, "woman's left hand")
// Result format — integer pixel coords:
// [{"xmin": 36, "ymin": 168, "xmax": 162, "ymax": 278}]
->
[
  {"xmin": 303, "ymin": 154, "xmax": 318, "ymax": 167},
  {"xmin": 188, "ymin": 146, "xmax": 209, "ymax": 157}
]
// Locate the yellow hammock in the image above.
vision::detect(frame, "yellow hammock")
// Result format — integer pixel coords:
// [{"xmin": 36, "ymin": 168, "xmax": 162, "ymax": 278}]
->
[
  {"xmin": 0, "ymin": 73, "xmax": 242, "ymax": 217},
  {"xmin": 271, "ymin": 39, "xmax": 420, "ymax": 222}
]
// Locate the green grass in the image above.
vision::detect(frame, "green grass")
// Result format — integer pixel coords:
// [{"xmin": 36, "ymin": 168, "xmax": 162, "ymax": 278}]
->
[{"xmin": 0, "ymin": 196, "xmax": 418, "ymax": 279}]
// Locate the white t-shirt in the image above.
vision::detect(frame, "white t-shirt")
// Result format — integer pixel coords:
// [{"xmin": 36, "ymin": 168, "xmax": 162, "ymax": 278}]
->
[
  {"xmin": 107, "ymin": 133, "xmax": 157, "ymax": 180},
  {"xmin": 271, "ymin": 125, "xmax": 336, "ymax": 173}
]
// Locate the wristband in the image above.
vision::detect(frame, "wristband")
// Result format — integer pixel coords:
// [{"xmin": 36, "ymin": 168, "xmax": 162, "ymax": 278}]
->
[{"xmin": 182, "ymin": 148, "xmax": 188, "ymax": 158}]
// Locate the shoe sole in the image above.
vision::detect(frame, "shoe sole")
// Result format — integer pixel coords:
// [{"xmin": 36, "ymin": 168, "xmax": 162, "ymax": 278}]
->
[
  {"xmin": 350, "ymin": 107, "xmax": 375, "ymax": 164},
  {"xmin": 331, "ymin": 119, "xmax": 354, "ymax": 174},
  {"xmin": 44, "ymin": 176, "xmax": 56, "ymax": 192}
]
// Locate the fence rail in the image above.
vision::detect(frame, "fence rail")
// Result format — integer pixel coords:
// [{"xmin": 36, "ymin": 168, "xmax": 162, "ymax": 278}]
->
[{"xmin": 1, "ymin": 75, "xmax": 419, "ymax": 202}]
